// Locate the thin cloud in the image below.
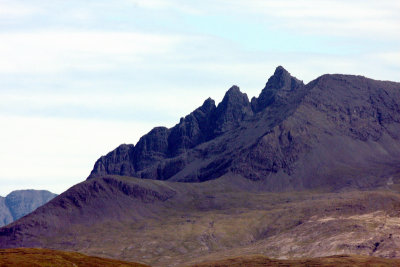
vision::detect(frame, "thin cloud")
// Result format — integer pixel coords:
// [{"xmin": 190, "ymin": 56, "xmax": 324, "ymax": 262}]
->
[
  {"xmin": 0, "ymin": 31, "xmax": 184, "ymax": 73},
  {"xmin": 130, "ymin": 0, "xmax": 400, "ymax": 39},
  {"xmin": 0, "ymin": 0, "xmax": 41, "ymax": 18}
]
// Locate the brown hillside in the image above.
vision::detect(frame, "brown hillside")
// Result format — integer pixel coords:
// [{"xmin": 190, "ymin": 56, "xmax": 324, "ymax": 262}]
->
[
  {"xmin": 0, "ymin": 248, "xmax": 149, "ymax": 267},
  {"xmin": 190, "ymin": 254, "xmax": 400, "ymax": 267}
]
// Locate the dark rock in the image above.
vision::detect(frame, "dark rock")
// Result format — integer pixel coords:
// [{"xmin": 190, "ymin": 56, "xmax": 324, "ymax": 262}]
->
[
  {"xmin": 90, "ymin": 144, "xmax": 135, "ymax": 178},
  {"xmin": 134, "ymin": 127, "xmax": 170, "ymax": 170},
  {"xmin": 88, "ymin": 66, "xmax": 400, "ymax": 191},
  {"xmin": 251, "ymin": 66, "xmax": 304, "ymax": 112},
  {"xmin": 167, "ymin": 98, "xmax": 216, "ymax": 157},
  {"xmin": 212, "ymin": 85, "xmax": 253, "ymax": 134}
]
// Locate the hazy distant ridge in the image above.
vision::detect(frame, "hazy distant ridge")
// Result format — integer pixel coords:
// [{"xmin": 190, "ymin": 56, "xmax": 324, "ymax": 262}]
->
[{"xmin": 0, "ymin": 190, "xmax": 56, "ymax": 227}]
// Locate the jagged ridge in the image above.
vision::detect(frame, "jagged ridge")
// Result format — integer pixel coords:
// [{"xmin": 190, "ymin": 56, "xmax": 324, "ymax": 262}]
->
[
  {"xmin": 89, "ymin": 66, "xmax": 400, "ymax": 191},
  {"xmin": 89, "ymin": 67, "xmax": 305, "ymax": 181}
]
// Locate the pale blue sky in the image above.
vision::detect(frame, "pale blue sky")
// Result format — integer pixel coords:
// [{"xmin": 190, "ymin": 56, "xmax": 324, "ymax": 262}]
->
[{"xmin": 0, "ymin": 0, "xmax": 399, "ymax": 195}]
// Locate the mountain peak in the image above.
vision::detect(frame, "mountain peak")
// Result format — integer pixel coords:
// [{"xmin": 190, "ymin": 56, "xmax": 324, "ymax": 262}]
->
[
  {"xmin": 251, "ymin": 66, "xmax": 304, "ymax": 112},
  {"xmin": 274, "ymin": 65, "xmax": 289, "ymax": 75},
  {"xmin": 267, "ymin": 66, "xmax": 302, "ymax": 91},
  {"xmin": 226, "ymin": 85, "xmax": 240, "ymax": 93},
  {"xmin": 200, "ymin": 97, "xmax": 216, "ymax": 112},
  {"xmin": 212, "ymin": 85, "xmax": 253, "ymax": 134},
  {"xmin": 221, "ymin": 85, "xmax": 247, "ymax": 103}
]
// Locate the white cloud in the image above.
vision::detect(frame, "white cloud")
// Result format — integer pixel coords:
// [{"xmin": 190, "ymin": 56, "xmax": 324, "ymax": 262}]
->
[
  {"xmin": 133, "ymin": 0, "xmax": 400, "ymax": 39},
  {"xmin": 0, "ymin": 31, "xmax": 183, "ymax": 73},
  {"xmin": 128, "ymin": 0, "xmax": 175, "ymax": 9},
  {"xmin": 229, "ymin": 0, "xmax": 400, "ymax": 38},
  {"xmin": 0, "ymin": 87, "xmax": 217, "ymax": 121},
  {"xmin": 0, "ymin": 0, "xmax": 40, "ymax": 18},
  {"xmin": 127, "ymin": 0, "xmax": 201, "ymax": 14},
  {"xmin": 374, "ymin": 52, "xmax": 400, "ymax": 66}
]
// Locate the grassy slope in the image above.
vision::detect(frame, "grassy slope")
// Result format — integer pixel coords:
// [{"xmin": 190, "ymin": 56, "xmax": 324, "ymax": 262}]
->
[
  {"xmin": 190, "ymin": 254, "xmax": 400, "ymax": 267},
  {"xmin": 3, "ymin": 175, "xmax": 400, "ymax": 266},
  {"xmin": 0, "ymin": 248, "xmax": 149, "ymax": 267},
  {"xmin": 45, "ymin": 177, "xmax": 400, "ymax": 266}
]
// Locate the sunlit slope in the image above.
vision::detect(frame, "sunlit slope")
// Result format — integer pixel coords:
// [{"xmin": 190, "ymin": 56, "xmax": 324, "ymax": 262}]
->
[{"xmin": 190, "ymin": 255, "xmax": 400, "ymax": 267}]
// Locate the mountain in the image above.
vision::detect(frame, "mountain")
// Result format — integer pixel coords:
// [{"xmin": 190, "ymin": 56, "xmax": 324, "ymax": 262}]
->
[
  {"xmin": 1, "ymin": 67, "xmax": 400, "ymax": 266},
  {"xmin": 2, "ymin": 176, "xmax": 400, "ymax": 266},
  {"xmin": 0, "ymin": 197, "xmax": 13, "ymax": 227},
  {"xmin": 89, "ymin": 66, "xmax": 400, "ymax": 191},
  {"xmin": 0, "ymin": 190, "xmax": 57, "ymax": 227}
]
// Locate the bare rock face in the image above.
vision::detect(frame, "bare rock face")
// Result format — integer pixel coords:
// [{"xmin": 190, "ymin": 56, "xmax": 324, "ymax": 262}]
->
[
  {"xmin": 88, "ymin": 66, "xmax": 400, "ymax": 191},
  {"xmin": 91, "ymin": 144, "xmax": 135, "ymax": 178},
  {"xmin": 212, "ymin": 85, "xmax": 253, "ymax": 134},
  {"xmin": 251, "ymin": 65, "xmax": 304, "ymax": 112}
]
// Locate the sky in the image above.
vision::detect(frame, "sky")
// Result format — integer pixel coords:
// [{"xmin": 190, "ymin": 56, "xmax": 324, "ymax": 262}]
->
[{"xmin": 0, "ymin": 0, "xmax": 399, "ymax": 196}]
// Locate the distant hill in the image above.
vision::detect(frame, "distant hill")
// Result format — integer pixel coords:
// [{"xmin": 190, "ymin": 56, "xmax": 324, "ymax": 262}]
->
[{"xmin": 0, "ymin": 190, "xmax": 56, "ymax": 227}]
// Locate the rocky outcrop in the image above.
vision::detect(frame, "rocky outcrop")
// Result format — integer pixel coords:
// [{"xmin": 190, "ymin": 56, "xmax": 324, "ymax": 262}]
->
[
  {"xmin": 251, "ymin": 65, "xmax": 304, "ymax": 112},
  {"xmin": 88, "ymin": 86, "xmax": 257, "ymax": 181},
  {"xmin": 212, "ymin": 86, "xmax": 253, "ymax": 134},
  {"xmin": 88, "ymin": 67, "xmax": 304, "ymax": 181},
  {"xmin": 90, "ymin": 144, "xmax": 135, "ymax": 178},
  {"xmin": 0, "ymin": 190, "xmax": 57, "ymax": 227}
]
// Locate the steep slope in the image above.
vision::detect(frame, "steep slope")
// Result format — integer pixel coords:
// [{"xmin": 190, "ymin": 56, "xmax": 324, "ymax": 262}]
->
[
  {"xmin": 89, "ymin": 67, "xmax": 400, "ymax": 191},
  {"xmin": 0, "ymin": 190, "xmax": 57, "ymax": 227}
]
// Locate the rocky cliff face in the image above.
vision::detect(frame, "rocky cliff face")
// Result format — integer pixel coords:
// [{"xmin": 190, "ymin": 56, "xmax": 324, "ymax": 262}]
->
[
  {"xmin": 0, "ymin": 190, "xmax": 57, "ymax": 227},
  {"xmin": 89, "ymin": 66, "xmax": 400, "ymax": 191},
  {"xmin": 88, "ymin": 66, "xmax": 306, "ymax": 181}
]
